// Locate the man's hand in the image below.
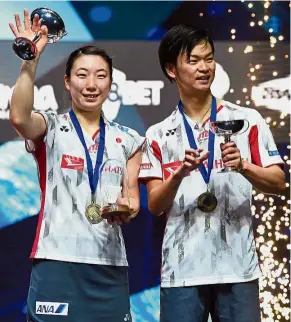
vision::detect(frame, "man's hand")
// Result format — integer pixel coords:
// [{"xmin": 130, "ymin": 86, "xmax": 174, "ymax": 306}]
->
[
  {"xmin": 221, "ymin": 141, "xmax": 243, "ymax": 172},
  {"xmin": 173, "ymin": 148, "xmax": 210, "ymax": 180}
]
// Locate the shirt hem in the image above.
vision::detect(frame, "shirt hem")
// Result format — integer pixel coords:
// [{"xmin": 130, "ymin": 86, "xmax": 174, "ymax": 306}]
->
[
  {"xmin": 31, "ymin": 253, "xmax": 128, "ymax": 267},
  {"xmin": 161, "ymin": 272, "xmax": 261, "ymax": 288}
]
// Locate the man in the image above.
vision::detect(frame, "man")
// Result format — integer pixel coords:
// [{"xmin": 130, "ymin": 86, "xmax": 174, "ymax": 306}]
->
[{"xmin": 139, "ymin": 24, "xmax": 286, "ymax": 322}]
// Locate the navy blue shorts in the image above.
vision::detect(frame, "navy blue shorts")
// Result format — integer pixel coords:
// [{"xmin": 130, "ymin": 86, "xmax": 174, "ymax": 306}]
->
[
  {"xmin": 26, "ymin": 259, "xmax": 132, "ymax": 322},
  {"xmin": 160, "ymin": 280, "xmax": 261, "ymax": 322}
]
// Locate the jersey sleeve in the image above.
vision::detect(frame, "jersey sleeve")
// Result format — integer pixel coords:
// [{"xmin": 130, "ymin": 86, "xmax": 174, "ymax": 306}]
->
[
  {"xmin": 138, "ymin": 126, "xmax": 163, "ymax": 181},
  {"xmin": 248, "ymin": 110, "xmax": 284, "ymax": 168},
  {"xmin": 26, "ymin": 111, "xmax": 57, "ymax": 153},
  {"xmin": 125, "ymin": 127, "xmax": 146, "ymax": 160}
]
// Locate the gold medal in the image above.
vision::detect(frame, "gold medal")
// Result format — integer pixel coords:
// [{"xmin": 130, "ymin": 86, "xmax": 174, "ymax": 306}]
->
[
  {"xmin": 85, "ymin": 195, "xmax": 103, "ymax": 224},
  {"xmin": 197, "ymin": 191, "xmax": 217, "ymax": 213}
]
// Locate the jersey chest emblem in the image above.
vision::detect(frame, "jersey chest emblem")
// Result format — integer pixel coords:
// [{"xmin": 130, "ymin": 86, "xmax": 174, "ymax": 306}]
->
[{"xmin": 61, "ymin": 154, "xmax": 84, "ymax": 171}]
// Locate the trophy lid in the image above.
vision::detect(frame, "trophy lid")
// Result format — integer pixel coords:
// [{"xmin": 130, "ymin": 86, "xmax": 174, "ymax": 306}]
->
[{"xmin": 30, "ymin": 8, "xmax": 67, "ymax": 43}]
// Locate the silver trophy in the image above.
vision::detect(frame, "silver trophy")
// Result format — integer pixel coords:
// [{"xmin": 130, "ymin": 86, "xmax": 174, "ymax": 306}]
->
[
  {"xmin": 99, "ymin": 159, "xmax": 131, "ymax": 219},
  {"xmin": 13, "ymin": 8, "xmax": 67, "ymax": 61},
  {"xmin": 209, "ymin": 119, "xmax": 249, "ymax": 173}
]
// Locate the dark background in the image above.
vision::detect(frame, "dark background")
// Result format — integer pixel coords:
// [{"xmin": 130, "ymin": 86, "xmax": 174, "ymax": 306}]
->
[{"xmin": 0, "ymin": 1, "xmax": 289, "ymax": 321}]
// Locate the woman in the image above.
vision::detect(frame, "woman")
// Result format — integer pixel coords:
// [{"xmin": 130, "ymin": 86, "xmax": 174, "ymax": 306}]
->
[{"xmin": 9, "ymin": 9, "xmax": 144, "ymax": 322}]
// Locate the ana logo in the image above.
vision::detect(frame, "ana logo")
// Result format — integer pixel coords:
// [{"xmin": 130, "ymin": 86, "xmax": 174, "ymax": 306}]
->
[
  {"xmin": 0, "ymin": 84, "xmax": 58, "ymax": 120},
  {"xmin": 35, "ymin": 301, "xmax": 69, "ymax": 316},
  {"xmin": 166, "ymin": 128, "xmax": 177, "ymax": 136},
  {"xmin": 162, "ymin": 161, "xmax": 190, "ymax": 180},
  {"xmin": 61, "ymin": 155, "xmax": 84, "ymax": 171}
]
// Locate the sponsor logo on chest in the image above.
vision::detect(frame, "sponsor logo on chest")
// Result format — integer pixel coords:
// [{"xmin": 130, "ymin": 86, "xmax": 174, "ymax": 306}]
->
[
  {"xmin": 140, "ymin": 163, "xmax": 153, "ymax": 170},
  {"xmin": 103, "ymin": 165, "xmax": 123, "ymax": 175},
  {"xmin": 61, "ymin": 155, "xmax": 84, "ymax": 171},
  {"xmin": 162, "ymin": 161, "xmax": 189, "ymax": 180}
]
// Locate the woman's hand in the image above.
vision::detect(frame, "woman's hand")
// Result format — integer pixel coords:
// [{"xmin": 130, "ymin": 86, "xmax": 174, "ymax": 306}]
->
[
  {"xmin": 106, "ymin": 197, "xmax": 134, "ymax": 225},
  {"xmin": 9, "ymin": 8, "xmax": 48, "ymax": 58}
]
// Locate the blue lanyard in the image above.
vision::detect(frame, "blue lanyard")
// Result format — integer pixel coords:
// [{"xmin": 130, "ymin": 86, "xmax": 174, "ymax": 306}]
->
[
  {"xmin": 69, "ymin": 110, "xmax": 105, "ymax": 195},
  {"xmin": 178, "ymin": 96, "xmax": 217, "ymax": 184}
]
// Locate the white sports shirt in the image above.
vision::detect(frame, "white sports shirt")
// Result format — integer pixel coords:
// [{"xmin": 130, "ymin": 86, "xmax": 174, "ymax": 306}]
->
[
  {"xmin": 27, "ymin": 111, "xmax": 145, "ymax": 266},
  {"xmin": 139, "ymin": 101, "xmax": 284, "ymax": 287}
]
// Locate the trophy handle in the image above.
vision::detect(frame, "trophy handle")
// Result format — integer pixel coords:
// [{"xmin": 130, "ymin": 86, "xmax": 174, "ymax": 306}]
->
[
  {"xmin": 224, "ymin": 134, "xmax": 232, "ymax": 143},
  {"xmin": 239, "ymin": 119, "xmax": 249, "ymax": 135},
  {"xmin": 32, "ymin": 32, "xmax": 41, "ymax": 43}
]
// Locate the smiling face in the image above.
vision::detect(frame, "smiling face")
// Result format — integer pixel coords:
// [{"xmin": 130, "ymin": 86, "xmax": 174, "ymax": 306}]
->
[
  {"xmin": 166, "ymin": 41, "xmax": 216, "ymax": 95},
  {"xmin": 64, "ymin": 54, "xmax": 112, "ymax": 112}
]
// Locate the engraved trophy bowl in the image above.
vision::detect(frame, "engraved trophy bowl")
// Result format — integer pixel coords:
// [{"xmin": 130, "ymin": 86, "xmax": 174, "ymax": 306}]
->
[
  {"xmin": 13, "ymin": 8, "xmax": 67, "ymax": 61},
  {"xmin": 99, "ymin": 159, "xmax": 131, "ymax": 219},
  {"xmin": 209, "ymin": 119, "xmax": 249, "ymax": 173}
]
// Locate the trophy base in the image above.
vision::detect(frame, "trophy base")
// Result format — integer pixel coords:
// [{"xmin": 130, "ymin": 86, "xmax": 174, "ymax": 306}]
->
[
  {"xmin": 13, "ymin": 37, "xmax": 37, "ymax": 61},
  {"xmin": 101, "ymin": 204, "xmax": 131, "ymax": 219},
  {"xmin": 218, "ymin": 167, "xmax": 238, "ymax": 174}
]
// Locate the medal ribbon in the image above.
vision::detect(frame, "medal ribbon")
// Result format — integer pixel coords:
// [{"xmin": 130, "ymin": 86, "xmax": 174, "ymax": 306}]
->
[
  {"xmin": 178, "ymin": 96, "xmax": 217, "ymax": 185},
  {"xmin": 69, "ymin": 109, "xmax": 105, "ymax": 195}
]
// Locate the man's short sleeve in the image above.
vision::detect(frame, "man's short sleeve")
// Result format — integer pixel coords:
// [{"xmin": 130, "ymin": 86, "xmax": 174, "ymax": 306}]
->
[
  {"xmin": 139, "ymin": 127, "xmax": 163, "ymax": 181},
  {"xmin": 124, "ymin": 127, "xmax": 146, "ymax": 160},
  {"xmin": 248, "ymin": 110, "xmax": 284, "ymax": 168}
]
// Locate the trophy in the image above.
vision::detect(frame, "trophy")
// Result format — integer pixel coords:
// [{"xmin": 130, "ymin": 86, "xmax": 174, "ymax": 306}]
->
[
  {"xmin": 99, "ymin": 159, "xmax": 132, "ymax": 219},
  {"xmin": 209, "ymin": 119, "xmax": 249, "ymax": 173},
  {"xmin": 13, "ymin": 8, "xmax": 67, "ymax": 61}
]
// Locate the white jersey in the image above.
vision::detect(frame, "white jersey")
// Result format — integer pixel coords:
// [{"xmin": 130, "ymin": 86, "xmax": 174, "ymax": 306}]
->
[
  {"xmin": 139, "ymin": 101, "xmax": 284, "ymax": 287},
  {"xmin": 27, "ymin": 111, "xmax": 145, "ymax": 266}
]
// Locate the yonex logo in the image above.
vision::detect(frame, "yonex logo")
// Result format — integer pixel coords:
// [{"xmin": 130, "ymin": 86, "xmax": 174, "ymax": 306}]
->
[
  {"xmin": 166, "ymin": 128, "xmax": 177, "ymax": 136},
  {"xmin": 60, "ymin": 125, "xmax": 69, "ymax": 132},
  {"xmin": 36, "ymin": 301, "xmax": 69, "ymax": 315}
]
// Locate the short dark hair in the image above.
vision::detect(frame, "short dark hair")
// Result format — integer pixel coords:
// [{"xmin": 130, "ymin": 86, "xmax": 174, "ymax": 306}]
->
[
  {"xmin": 158, "ymin": 24, "xmax": 215, "ymax": 82},
  {"xmin": 65, "ymin": 45, "xmax": 113, "ymax": 80}
]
